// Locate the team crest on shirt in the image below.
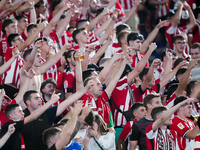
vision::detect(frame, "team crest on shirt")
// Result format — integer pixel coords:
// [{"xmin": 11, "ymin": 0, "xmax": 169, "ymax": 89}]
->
[
  {"xmin": 64, "ymin": 81, "xmax": 68, "ymax": 88},
  {"xmin": 177, "ymin": 123, "xmax": 185, "ymax": 129}
]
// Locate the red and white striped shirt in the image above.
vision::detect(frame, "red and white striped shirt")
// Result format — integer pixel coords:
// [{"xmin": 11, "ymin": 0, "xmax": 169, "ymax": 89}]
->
[
  {"xmin": 170, "ymin": 116, "xmax": 196, "ymax": 150},
  {"xmin": 112, "ymin": 76, "xmax": 136, "ymax": 126},
  {"xmin": 155, "ymin": 0, "xmax": 169, "ymax": 18},
  {"xmin": 194, "ymin": 133, "xmax": 200, "ymax": 150}
]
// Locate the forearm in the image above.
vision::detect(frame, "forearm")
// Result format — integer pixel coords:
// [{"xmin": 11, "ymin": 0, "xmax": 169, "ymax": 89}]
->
[
  {"xmin": 95, "ymin": 18, "xmax": 112, "ymax": 36},
  {"xmin": 87, "ymin": 14, "xmax": 103, "ymax": 31},
  {"xmin": 10, "ymin": 1, "xmax": 23, "ymax": 14},
  {"xmin": 172, "ymin": 6, "xmax": 183, "ymax": 27},
  {"xmin": 57, "ymin": 10, "xmax": 72, "ymax": 38},
  {"xmin": 0, "ymin": 0, "xmax": 6, "ymax": 11},
  {"xmin": 0, "ymin": 132, "xmax": 11, "ymax": 148},
  {"xmin": 0, "ymin": 56, "xmax": 16, "ymax": 75},
  {"xmin": 140, "ymin": 28, "xmax": 159, "ymax": 54},
  {"xmin": 16, "ymin": 2, "xmax": 30, "ymax": 15},
  {"xmin": 116, "ymin": 139, "xmax": 123, "ymax": 150},
  {"xmin": 90, "ymin": 39, "xmax": 111, "ymax": 64},
  {"xmin": 122, "ymin": 5, "xmax": 137, "ymax": 23},
  {"xmin": 29, "ymin": 6, "xmax": 37, "ymax": 24},
  {"xmin": 107, "ymin": 0, "xmax": 118, "ymax": 9},
  {"xmin": 187, "ymin": 7, "xmax": 196, "ymax": 30},
  {"xmin": 146, "ymin": 65, "xmax": 154, "ymax": 81},
  {"xmin": 75, "ymin": 60, "xmax": 84, "ymax": 91}
]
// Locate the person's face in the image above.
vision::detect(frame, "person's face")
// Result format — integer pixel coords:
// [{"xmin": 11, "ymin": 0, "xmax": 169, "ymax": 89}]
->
[
  {"xmin": 150, "ymin": 97, "xmax": 163, "ymax": 109},
  {"xmin": 190, "ymin": 48, "xmax": 200, "ymax": 60},
  {"xmin": 172, "ymin": 54, "xmax": 178, "ymax": 67},
  {"xmin": 130, "ymin": 39, "xmax": 143, "ymax": 51},
  {"xmin": 134, "ymin": 106, "xmax": 147, "ymax": 120},
  {"xmin": 174, "ymin": 40, "xmax": 186, "ymax": 53},
  {"xmin": 12, "ymin": 106, "xmax": 24, "ymax": 120},
  {"xmin": 13, "ymin": 36, "xmax": 24, "ymax": 46},
  {"xmin": 34, "ymin": 53, "xmax": 43, "ymax": 67},
  {"xmin": 182, "ymin": 104, "xmax": 192, "ymax": 118},
  {"xmin": 28, "ymin": 93, "xmax": 42, "ymax": 110},
  {"xmin": 5, "ymin": 0, "xmax": 12, "ymax": 10},
  {"xmin": 6, "ymin": 23, "xmax": 18, "ymax": 35},
  {"xmin": 89, "ymin": 0, "xmax": 98, "ymax": 13},
  {"xmin": 37, "ymin": 3, "xmax": 47, "ymax": 15},
  {"xmin": 42, "ymin": 83, "xmax": 56, "ymax": 97},
  {"xmin": 160, "ymin": 111, "xmax": 173, "ymax": 125},
  {"xmin": 100, "ymin": 14, "xmax": 110, "ymax": 24},
  {"xmin": 90, "ymin": 78, "xmax": 103, "ymax": 98},
  {"xmin": 40, "ymin": 40, "xmax": 52, "ymax": 53},
  {"xmin": 78, "ymin": 30, "xmax": 89, "ymax": 44},
  {"xmin": 18, "ymin": 17, "xmax": 28, "ymax": 31}
]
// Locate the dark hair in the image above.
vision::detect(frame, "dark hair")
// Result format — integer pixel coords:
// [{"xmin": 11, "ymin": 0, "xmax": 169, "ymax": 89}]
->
[
  {"xmin": 117, "ymin": 30, "xmax": 131, "ymax": 46},
  {"xmin": 173, "ymin": 34, "xmax": 186, "ymax": 43},
  {"xmin": 15, "ymin": 15, "xmax": 27, "ymax": 22},
  {"xmin": 5, "ymin": 103, "xmax": 20, "ymax": 118},
  {"xmin": 40, "ymin": 79, "xmax": 57, "ymax": 94},
  {"xmin": 175, "ymin": 68, "xmax": 187, "ymax": 78},
  {"xmin": 76, "ymin": 19, "xmax": 88, "ymax": 29},
  {"xmin": 34, "ymin": 36, "xmax": 48, "ymax": 44},
  {"xmin": 174, "ymin": 95, "xmax": 188, "ymax": 106},
  {"xmin": 143, "ymin": 93, "xmax": 160, "ymax": 109},
  {"xmin": 67, "ymin": 27, "xmax": 75, "ymax": 33},
  {"xmin": 139, "ymin": 67, "xmax": 149, "ymax": 81},
  {"xmin": 51, "ymin": 0, "xmax": 62, "ymax": 11},
  {"xmin": 160, "ymin": 49, "xmax": 172, "ymax": 62},
  {"xmin": 63, "ymin": 49, "xmax": 76, "ymax": 71},
  {"xmin": 72, "ymin": 28, "xmax": 86, "ymax": 44},
  {"xmin": 36, "ymin": 18, "xmax": 47, "ymax": 24},
  {"xmin": 131, "ymin": 102, "xmax": 144, "ymax": 113},
  {"xmin": 151, "ymin": 106, "xmax": 167, "ymax": 121},
  {"xmin": 84, "ymin": 110, "xmax": 95, "ymax": 126},
  {"xmin": 173, "ymin": 58, "xmax": 186, "ymax": 69},
  {"xmin": 193, "ymin": 8, "xmax": 200, "ymax": 19},
  {"xmin": 7, "ymin": 33, "xmax": 21, "ymax": 47},
  {"xmin": 96, "ymin": 8, "xmax": 104, "ymax": 17},
  {"xmin": 191, "ymin": 43, "xmax": 200, "ymax": 50},
  {"xmin": 94, "ymin": 115, "xmax": 108, "ymax": 135},
  {"xmin": 116, "ymin": 24, "xmax": 130, "ymax": 36},
  {"xmin": 35, "ymin": 0, "xmax": 45, "ymax": 8},
  {"xmin": 43, "ymin": 127, "xmax": 61, "ymax": 146},
  {"xmin": 127, "ymin": 32, "xmax": 144, "ymax": 45},
  {"xmin": 166, "ymin": 83, "xmax": 178, "ymax": 101},
  {"xmin": 82, "ymin": 68, "xmax": 96, "ymax": 82},
  {"xmin": 1, "ymin": 18, "xmax": 17, "ymax": 34},
  {"xmin": 23, "ymin": 48, "xmax": 33, "ymax": 61},
  {"xmin": 27, "ymin": 24, "xmax": 38, "ymax": 33},
  {"xmin": 23, "ymin": 90, "xmax": 39, "ymax": 105},
  {"xmin": 186, "ymin": 80, "xmax": 198, "ymax": 96}
]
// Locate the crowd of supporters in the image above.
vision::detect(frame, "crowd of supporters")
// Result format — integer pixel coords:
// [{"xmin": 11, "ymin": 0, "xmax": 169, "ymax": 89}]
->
[{"xmin": 0, "ymin": 0, "xmax": 200, "ymax": 149}]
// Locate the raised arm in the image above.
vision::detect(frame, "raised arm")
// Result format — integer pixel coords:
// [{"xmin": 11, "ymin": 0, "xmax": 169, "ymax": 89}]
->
[
  {"xmin": 184, "ymin": 2, "xmax": 196, "ymax": 32},
  {"xmin": 174, "ymin": 60, "xmax": 196, "ymax": 96},
  {"xmin": 18, "ymin": 21, "xmax": 47, "ymax": 52},
  {"xmin": 86, "ymin": 8, "xmax": 110, "ymax": 32},
  {"xmin": 140, "ymin": 59, "xmax": 161, "ymax": 91},
  {"xmin": 43, "ymin": 4, "xmax": 69, "ymax": 37},
  {"xmin": 37, "ymin": 43, "xmax": 71, "ymax": 75},
  {"xmin": 56, "ymin": 81, "xmax": 93, "ymax": 116},
  {"xmin": 105, "ymin": 56, "xmax": 126, "ymax": 98},
  {"xmin": 127, "ymin": 43, "xmax": 157, "ymax": 84},
  {"xmin": 122, "ymin": 0, "xmax": 140, "ymax": 23},
  {"xmin": 0, "ymin": 48, "xmax": 19, "ymax": 75},
  {"xmin": 56, "ymin": 9, "xmax": 73, "ymax": 38},
  {"xmin": 171, "ymin": 3, "xmax": 183, "ymax": 27},
  {"xmin": 90, "ymin": 34, "xmax": 113, "ymax": 64},
  {"xmin": 140, "ymin": 20, "xmax": 169, "ymax": 54},
  {"xmin": 9, "ymin": 0, "xmax": 25, "ymax": 15},
  {"xmin": 0, "ymin": 0, "xmax": 6, "ymax": 11},
  {"xmin": 159, "ymin": 59, "xmax": 187, "ymax": 89},
  {"xmin": 152, "ymin": 98, "xmax": 193, "ymax": 132},
  {"xmin": 190, "ymin": 82, "xmax": 200, "ymax": 100},
  {"xmin": 55, "ymin": 101, "xmax": 82, "ymax": 150},
  {"xmin": 75, "ymin": 51, "xmax": 84, "ymax": 91},
  {"xmin": 0, "ymin": 123, "xmax": 15, "ymax": 149}
]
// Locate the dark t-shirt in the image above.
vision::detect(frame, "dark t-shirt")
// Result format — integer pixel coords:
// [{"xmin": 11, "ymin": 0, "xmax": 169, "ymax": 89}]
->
[
  {"xmin": 0, "ymin": 120, "xmax": 24, "ymax": 150},
  {"xmin": 21, "ymin": 106, "xmax": 57, "ymax": 150},
  {"xmin": 130, "ymin": 117, "xmax": 154, "ymax": 150},
  {"xmin": 49, "ymin": 141, "xmax": 81, "ymax": 150}
]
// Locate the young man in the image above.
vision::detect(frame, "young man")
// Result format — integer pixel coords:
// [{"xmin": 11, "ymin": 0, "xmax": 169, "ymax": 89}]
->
[
  {"xmin": 129, "ymin": 93, "xmax": 163, "ymax": 150},
  {"xmin": 117, "ymin": 103, "xmax": 146, "ymax": 150},
  {"xmin": 0, "ymin": 92, "xmax": 60, "ymax": 150},
  {"xmin": 190, "ymin": 43, "xmax": 200, "ymax": 81},
  {"xmin": 43, "ymin": 101, "xmax": 82, "ymax": 150},
  {"xmin": 170, "ymin": 96, "xmax": 200, "ymax": 150},
  {"xmin": 146, "ymin": 98, "xmax": 194, "ymax": 150},
  {"xmin": 21, "ymin": 82, "xmax": 93, "ymax": 150},
  {"xmin": 173, "ymin": 34, "xmax": 190, "ymax": 59}
]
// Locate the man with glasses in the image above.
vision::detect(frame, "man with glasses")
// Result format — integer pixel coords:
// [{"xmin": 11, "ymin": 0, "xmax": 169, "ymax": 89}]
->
[{"xmin": 173, "ymin": 34, "xmax": 190, "ymax": 59}]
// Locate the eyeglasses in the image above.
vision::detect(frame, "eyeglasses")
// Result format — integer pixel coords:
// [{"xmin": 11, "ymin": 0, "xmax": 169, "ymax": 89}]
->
[{"xmin": 175, "ymin": 42, "xmax": 186, "ymax": 45}]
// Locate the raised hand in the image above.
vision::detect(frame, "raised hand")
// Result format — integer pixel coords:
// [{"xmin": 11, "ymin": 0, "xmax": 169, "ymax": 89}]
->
[
  {"xmin": 156, "ymin": 20, "xmax": 170, "ymax": 29},
  {"xmin": 148, "ymin": 43, "xmax": 157, "ymax": 51},
  {"xmin": 7, "ymin": 123, "xmax": 16, "ymax": 135},
  {"xmin": 188, "ymin": 59, "xmax": 197, "ymax": 70},
  {"xmin": 12, "ymin": 47, "xmax": 20, "ymax": 58},
  {"xmin": 24, "ymin": 69, "xmax": 37, "ymax": 79},
  {"xmin": 63, "ymin": 43, "xmax": 72, "ymax": 50},
  {"xmin": 151, "ymin": 59, "xmax": 161, "ymax": 67},
  {"xmin": 50, "ymin": 91, "xmax": 60, "ymax": 103}
]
